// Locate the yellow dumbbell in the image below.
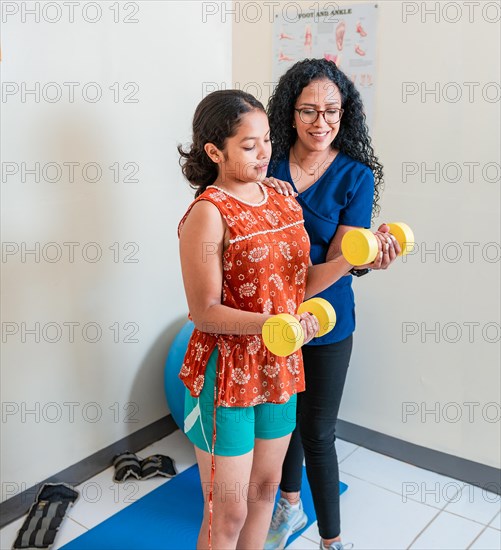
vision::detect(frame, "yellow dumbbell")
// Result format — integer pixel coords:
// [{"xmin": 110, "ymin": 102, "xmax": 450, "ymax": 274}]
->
[
  {"xmin": 341, "ymin": 222, "xmax": 415, "ymax": 266},
  {"xmin": 262, "ymin": 297, "xmax": 337, "ymax": 357}
]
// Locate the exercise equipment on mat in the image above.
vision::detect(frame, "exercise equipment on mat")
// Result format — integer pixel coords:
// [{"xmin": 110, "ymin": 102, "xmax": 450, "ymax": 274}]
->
[
  {"xmin": 12, "ymin": 483, "xmax": 79, "ymax": 549},
  {"xmin": 113, "ymin": 451, "xmax": 176, "ymax": 483}
]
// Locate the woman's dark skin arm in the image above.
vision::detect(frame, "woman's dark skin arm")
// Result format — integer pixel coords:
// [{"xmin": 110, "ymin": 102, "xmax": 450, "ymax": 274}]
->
[
  {"xmin": 326, "ymin": 223, "xmax": 401, "ymax": 269},
  {"xmin": 263, "ymin": 178, "xmax": 401, "ymax": 269}
]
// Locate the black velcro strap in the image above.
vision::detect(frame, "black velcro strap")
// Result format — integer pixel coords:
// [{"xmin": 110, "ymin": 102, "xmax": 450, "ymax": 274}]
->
[
  {"xmin": 140, "ymin": 454, "xmax": 177, "ymax": 480},
  {"xmin": 112, "ymin": 451, "xmax": 141, "ymax": 483},
  {"xmin": 12, "ymin": 483, "xmax": 78, "ymax": 549}
]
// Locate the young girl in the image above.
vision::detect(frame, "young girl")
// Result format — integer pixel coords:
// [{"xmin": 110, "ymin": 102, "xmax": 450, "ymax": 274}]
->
[{"xmin": 177, "ymin": 90, "xmax": 386, "ymax": 549}]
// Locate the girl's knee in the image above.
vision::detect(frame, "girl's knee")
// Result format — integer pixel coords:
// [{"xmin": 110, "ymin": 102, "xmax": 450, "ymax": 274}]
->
[
  {"xmin": 247, "ymin": 477, "xmax": 282, "ymax": 503},
  {"xmin": 213, "ymin": 502, "xmax": 248, "ymax": 535}
]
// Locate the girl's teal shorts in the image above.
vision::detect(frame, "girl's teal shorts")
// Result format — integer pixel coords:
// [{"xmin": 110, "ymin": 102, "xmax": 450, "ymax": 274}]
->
[{"xmin": 183, "ymin": 350, "xmax": 297, "ymax": 456}]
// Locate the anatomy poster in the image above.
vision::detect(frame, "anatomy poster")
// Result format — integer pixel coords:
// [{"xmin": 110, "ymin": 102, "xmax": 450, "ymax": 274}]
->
[{"xmin": 272, "ymin": 3, "xmax": 378, "ymax": 128}]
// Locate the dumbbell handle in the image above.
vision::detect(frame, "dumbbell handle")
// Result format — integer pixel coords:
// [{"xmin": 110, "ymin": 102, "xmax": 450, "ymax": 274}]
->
[
  {"xmin": 341, "ymin": 222, "xmax": 414, "ymax": 266},
  {"xmin": 262, "ymin": 298, "xmax": 336, "ymax": 357}
]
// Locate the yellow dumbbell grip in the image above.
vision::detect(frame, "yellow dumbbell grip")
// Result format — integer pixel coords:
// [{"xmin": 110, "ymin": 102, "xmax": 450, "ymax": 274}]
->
[
  {"xmin": 387, "ymin": 222, "xmax": 415, "ymax": 256},
  {"xmin": 262, "ymin": 313, "xmax": 304, "ymax": 357},
  {"xmin": 341, "ymin": 228, "xmax": 379, "ymax": 265},
  {"xmin": 297, "ymin": 297, "xmax": 337, "ymax": 337},
  {"xmin": 342, "ymin": 223, "xmax": 415, "ymax": 264}
]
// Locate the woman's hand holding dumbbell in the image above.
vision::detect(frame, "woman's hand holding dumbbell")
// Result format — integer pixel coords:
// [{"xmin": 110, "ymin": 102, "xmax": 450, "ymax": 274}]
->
[
  {"xmin": 342, "ymin": 222, "xmax": 414, "ymax": 269},
  {"xmin": 357, "ymin": 224, "xmax": 402, "ymax": 270},
  {"xmin": 296, "ymin": 312, "xmax": 320, "ymax": 346}
]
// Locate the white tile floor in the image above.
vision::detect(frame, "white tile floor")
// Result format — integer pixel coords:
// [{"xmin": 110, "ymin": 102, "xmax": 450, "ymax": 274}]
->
[{"xmin": 1, "ymin": 431, "xmax": 499, "ymax": 550}]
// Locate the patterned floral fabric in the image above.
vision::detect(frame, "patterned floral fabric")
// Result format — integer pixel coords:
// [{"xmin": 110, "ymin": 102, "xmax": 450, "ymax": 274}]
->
[{"xmin": 177, "ymin": 183, "xmax": 310, "ymax": 407}]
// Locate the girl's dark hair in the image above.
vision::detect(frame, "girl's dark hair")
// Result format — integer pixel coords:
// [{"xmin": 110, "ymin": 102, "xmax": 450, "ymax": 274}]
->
[
  {"xmin": 267, "ymin": 58, "xmax": 383, "ymax": 219},
  {"xmin": 178, "ymin": 90, "xmax": 266, "ymax": 198}
]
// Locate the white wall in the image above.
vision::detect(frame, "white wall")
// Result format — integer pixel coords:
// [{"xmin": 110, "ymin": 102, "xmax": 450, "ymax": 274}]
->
[
  {"xmin": 233, "ymin": 1, "xmax": 500, "ymax": 467},
  {"xmin": 1, "ymin": 1, "xmax": 232, "ymax": 498}
]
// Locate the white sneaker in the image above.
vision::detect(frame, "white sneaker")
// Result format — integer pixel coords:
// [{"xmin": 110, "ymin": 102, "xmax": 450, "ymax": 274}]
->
[{"xmin": 264, "ymin": 498, "xmax": 308, "ymax": 549}]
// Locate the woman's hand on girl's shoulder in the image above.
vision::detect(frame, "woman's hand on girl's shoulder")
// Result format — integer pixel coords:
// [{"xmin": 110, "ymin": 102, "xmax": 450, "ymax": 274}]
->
[{"xmin": 262, "ymin": 177, "xmax": 297, "ymax": 197}]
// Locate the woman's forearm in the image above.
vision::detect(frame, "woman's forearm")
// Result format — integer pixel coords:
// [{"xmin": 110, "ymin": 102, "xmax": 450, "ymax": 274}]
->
[{"xmin": 305, "ymin": 256, "xmax": 353, "ymax": 299}]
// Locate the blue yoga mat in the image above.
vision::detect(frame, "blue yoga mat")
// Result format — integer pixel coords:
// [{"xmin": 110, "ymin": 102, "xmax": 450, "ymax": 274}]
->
[{"xmin": 62, "ymin": 465, "xmax": 347, "ymax": 549}]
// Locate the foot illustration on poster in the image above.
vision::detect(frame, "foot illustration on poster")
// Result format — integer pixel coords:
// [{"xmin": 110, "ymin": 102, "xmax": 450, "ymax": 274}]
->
[
  {"xmin": 304, "ymin": 25, "xmax": 312, "ymax": 55},
  {"xmin": 356, "ymin": 21, "xmax": 368, "ymax": 37},
  {"xmin": 335, "ymin": 20, "xmax": 346, "ymax": 51},
  {"xmin": 355, "ymin": 43, "xmax": 366, "ymax": 56},
  {"xmin": 279, "ymin": 51, "xmax": 294, "ymax": 62}
]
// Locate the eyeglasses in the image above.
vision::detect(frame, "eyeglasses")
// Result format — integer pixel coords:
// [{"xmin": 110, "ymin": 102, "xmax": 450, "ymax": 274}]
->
[{"xmin": 294, "ymin": 108, "xmax": 344, "ymax": 125}]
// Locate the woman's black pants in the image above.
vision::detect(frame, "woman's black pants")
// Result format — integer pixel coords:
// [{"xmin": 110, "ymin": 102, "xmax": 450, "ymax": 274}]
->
[{"xmin": 280, "ymin": 335, "xmax": 353, "ymax": 539}]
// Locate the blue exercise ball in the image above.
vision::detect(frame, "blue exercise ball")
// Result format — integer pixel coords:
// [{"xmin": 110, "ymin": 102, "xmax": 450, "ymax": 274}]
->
[{"xmin": 164, "ymin": 320, "xmax": 194, "ymax": 430}]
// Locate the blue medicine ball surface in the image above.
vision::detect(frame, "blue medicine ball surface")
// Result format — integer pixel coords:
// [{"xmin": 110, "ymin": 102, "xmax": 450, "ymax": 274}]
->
[{"xmin": 164, "ymin": 320, "xmax": 194, "ymax": 430}]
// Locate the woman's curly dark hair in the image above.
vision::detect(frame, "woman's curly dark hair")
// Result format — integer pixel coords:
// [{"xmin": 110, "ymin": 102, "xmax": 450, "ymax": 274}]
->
[
  {"xmin": 268, "ymin": 58, "xmax": 383, "ymax": 220},
  {"xmin": 178, "ymin": 90, "xmax": 266, "ymax": 198}
]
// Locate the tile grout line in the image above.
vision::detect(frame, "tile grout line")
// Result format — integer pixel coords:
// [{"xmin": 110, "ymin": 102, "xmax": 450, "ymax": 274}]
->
[
  {"xmin": 405, "ymin": 482, "xmax": 484, "ymax": 549},
  {"xmin": 296, "ymin": 469, "xmax": 453, "ymax": 550},
  {"xmin": 337, "ymin": 445, "xmax": 361, "ymax": 465},
  {"xmin": 338, "ymin": 469, "xmax": 465, "ymax": 513},
  {"xmin": 301, "ymin": 536, "xmax": 320, "ymax": 544},
  {"xmin": 301, "ymin": 474, "xmax": 468, "ymax": 550},
  {"xmin": 65, "ymin": 516, "xmax": 90, "ymax": 531},
  {"xmin": 440, "ymin": 484, "xmax": 501, "ymax": 528},
  {"xmin": 488, "ymin": 511, "xmax": 501, "ymax": 531},
  {"xmin": 300, "ymin": 530, "xmax": 320, "ymax": 545},
  {"xmin": 439, "ymin": 507, "xmax": 501, "ymax": 529},
  {"xmin": 292, "ymin": 534, "xmax": 319, "ymax": 548},
  {"xmin": 405, "ymin": 508, "xmax": 443, "ymax": 550},
  {"xmin": 465, "ymin": 524, "xmax": 491, "ymax": 550},
  {"xmin": 305, "ymin": 445, "xmax": 498, "ymax": 547},
  {"xmin": 487, "ymin": 510, "xmax": 501, "ymax": 530}
]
